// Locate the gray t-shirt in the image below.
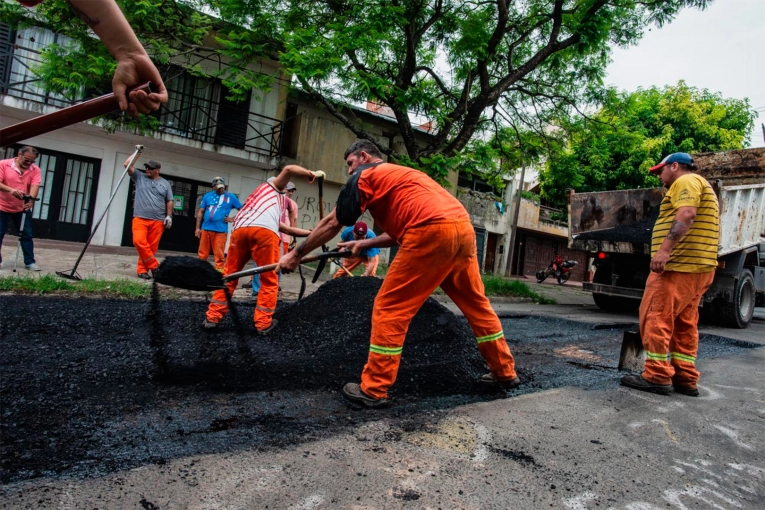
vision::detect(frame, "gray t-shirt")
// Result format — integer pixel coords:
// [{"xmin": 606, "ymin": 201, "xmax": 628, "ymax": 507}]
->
[{"xmin": 131, "ymin": 170, "xmax": 173, "ymax": 220}]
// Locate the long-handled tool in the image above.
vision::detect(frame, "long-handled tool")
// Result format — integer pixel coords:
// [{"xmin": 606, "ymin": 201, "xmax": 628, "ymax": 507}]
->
[
  {"xmin": 154, "ymin": 251, "xmax": 352, "ymax": 292},
  {"xmin": 12, "ymin": 195, "xmax": 39, "ymax": 272},
  {"xmin": 57, "ymin": 144, "xmax": 145, "ymax": 280},
  {"xmin": 0, "ymin": 83, "xmax": 153, "ymax": 147}
]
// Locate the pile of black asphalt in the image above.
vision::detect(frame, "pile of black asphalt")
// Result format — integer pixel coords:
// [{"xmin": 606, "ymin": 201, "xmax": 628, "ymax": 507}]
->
[
  {"xmin": 575, "ymin": 208, "xmax": 660, "ymax": 245},
  {"xmin": 0, "ymin": 276, "xmax": 758, "ymax": 484}
]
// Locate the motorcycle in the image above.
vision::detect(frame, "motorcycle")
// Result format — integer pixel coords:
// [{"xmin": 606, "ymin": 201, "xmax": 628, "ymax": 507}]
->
[{"xmin": 536, "ymin": 258, "xmax": 578, "ymax": 285}]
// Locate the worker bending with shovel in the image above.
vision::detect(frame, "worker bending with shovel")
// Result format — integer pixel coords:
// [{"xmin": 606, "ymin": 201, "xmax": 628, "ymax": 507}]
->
[
  {"xmin": 278, "ymin": 139, "xmax": 520, "ymax": 407},
  {"xmin": 203, "ymin": 166, "xmax": 320, "ymax": 334},
  {"xmin": 332, "ymin": 221, "xmax": 380, "ymax": 278}
]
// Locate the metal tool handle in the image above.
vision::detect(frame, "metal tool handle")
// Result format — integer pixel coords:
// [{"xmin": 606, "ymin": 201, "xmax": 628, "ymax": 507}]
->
[
  {"xmin": 223, "ymin": 251, "xmax": 350, "ymax": 282},
  {"xmin": 1, "ymin": 82, "xmax": 154, "ymax": 147}
]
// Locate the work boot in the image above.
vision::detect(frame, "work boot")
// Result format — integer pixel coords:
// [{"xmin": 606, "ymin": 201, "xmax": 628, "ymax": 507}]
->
[
  {"xmin": 257, "ymin": 319, "xmax": 278, "ymax": 336},
  {"xmin": 620, "ymin": 374, "xmax": 672, "ymax": 395},
  {"xmin": 479, "ymin": 373, "xmax": 522, "ymax": 391},
  {"xmin": 673, "ymin": 385, "xmax": 700, "ymax": 397},
  {"xmin": 342, "ymin": 383, "xmax": 389, "ymax": 408},
  {"xmin": 137, "ymin": 273, "xmax": 151, "ymax": 280},
  {"xmin": 202, "ymin": 319, "xmax": 218, "ymax": 329}
]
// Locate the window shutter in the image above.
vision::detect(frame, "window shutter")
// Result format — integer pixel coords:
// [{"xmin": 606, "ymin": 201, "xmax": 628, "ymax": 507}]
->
[
  {"xmin": 0, "ymin": 23, "xmax": 16, "ymax": 93},
  {"xmin": 214, "ymin": 86, "xmax": 251, "ymax": 149}
]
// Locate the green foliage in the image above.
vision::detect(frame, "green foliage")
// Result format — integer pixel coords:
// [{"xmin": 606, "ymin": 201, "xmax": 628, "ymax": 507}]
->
[
  {"xmin": 540, "ymin": 81, "xmax": 757, "ymax": 208},
  {"xmin": 0, "ymin": 275, "xmax": 155, "ymax": 298},
  {"xmin": 7, "ymin": 0, "xmax": 713, "ymax": 170},
  {"xmin": 481, "ymin": 276, "xmax": 556, "ymax": 304},
  {"xmin": 521, "ymin": 191, "xmax": 540, "ymax": 204}
]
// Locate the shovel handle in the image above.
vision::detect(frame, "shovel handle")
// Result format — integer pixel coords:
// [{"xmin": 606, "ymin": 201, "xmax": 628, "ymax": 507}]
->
[
  {"xmin": 0, "ymin": 82, "xmax": 153, "ymax": 147},
  {"xmin": 223, "ymin": 251, "xmax": 350, "ymax": 282}
]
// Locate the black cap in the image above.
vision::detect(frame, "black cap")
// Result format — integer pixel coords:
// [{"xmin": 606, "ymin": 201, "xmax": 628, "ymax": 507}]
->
[{"xmin": 144, "ymin": 160, "xmax": 161, "ymax": 170}]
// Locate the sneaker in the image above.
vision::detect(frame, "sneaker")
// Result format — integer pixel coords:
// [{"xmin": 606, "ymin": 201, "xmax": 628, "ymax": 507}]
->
[
  {"xmin": 479, "ymin": 373, "xmax": 522, "ymax": 391},
  {"xmin": 674, "ymin": 385, "xmax": 700, "ymax": 397},
  {"xmin": 342, "ymin": 383, "xmax": 389, "ymax": 408},
  {"xmin": 25, "ymin": 263, "xmax": 41, "ymax": 271},
  {"xmin": 202, "ymin": 319, "xmax": 219, "ymax": 329},
  {"xmin": 257, "ymin": 318, "xmax": 278, "ymax": 336},
  {"xmin": 620, "ymin": 374, "xmax": 672, "ymax": 395},
  {"xmin": 137, "ymin": 273, "xmax": 151, "ymax": 280}
]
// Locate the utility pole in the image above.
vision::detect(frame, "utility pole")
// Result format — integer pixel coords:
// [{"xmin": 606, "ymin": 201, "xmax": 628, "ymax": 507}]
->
[{"xmin": 505, "ymin": 164, "xmax": 526, "ymax": 277}]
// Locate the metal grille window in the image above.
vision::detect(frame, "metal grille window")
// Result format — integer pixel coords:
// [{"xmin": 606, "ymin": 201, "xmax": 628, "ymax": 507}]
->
[
  {"xmin": 1, "ymin": 24, "xmax": 81, "ymax": 106},
  {"xmin": 159, "ymin": 72, "xmax": 221, "ymax": 141},
  {"xmin": 58, "ymin": 159, "xmax": 94, "ymax": 225}
]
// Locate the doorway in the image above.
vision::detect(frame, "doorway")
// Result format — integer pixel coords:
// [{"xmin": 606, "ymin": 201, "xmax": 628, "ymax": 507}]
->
[{"xmin": 484, "ymin": 233, "xmax": 498, "ymax": 273}]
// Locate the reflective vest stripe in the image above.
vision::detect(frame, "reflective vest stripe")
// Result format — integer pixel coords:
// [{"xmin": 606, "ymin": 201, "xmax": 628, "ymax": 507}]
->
[
  {"xmin": 370, "ymin": 344, "xmax": 403, "ymax": 356},
  {"xmin": 670, "ymin": 352, "xmax": 696, "ymax": 363},
  {"xmin": 210, "ymin": 299, "xmax": 227, "ymax": 305},
  {"xmin": 476, "ymin": 331, "xmax": 504, "ymax": 344},
  {"xmin": 256, "ymin": 305, "xmax": 276, "ymax": 313},
  {"xmin": 646, "ymin": 350, "xmax": 669, "ymax": 362}
]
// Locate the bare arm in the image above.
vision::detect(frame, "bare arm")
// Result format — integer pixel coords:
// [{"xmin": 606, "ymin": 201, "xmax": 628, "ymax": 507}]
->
[
  {"xmin": 166, "ymin": 200, "xmax": 174, "ymax": 217},
  {"xmin": 289, "ymin": 203, "xmax": 298, "ymax": 228},
  {"xmin": 279, "ymin": 223, "xmax": 311, "ymax": 237},
  {"xmin": 651, "ymin": 206, "xmax": 697, "ymax": 273},
  {"xmin": 195, "ymin": 208, "xmax": 204, "ymax": 237},
  {"xmin": 278, "ymin": 209, "xmax": 344, "ymax": 272},
  {"xmin": 271, "ymin": 164, "xmax": 319, "ymax": 192},
  {"xmin": 123, "ymin": 154, "xmax": 136, "ymax": 177},
  {"xmin": 337, "ymin": 232, "xmax": 397, "ymax": 256},
  {"xmin": 66, "ymin": 0, "xmax": 168, "ymax": 115}
]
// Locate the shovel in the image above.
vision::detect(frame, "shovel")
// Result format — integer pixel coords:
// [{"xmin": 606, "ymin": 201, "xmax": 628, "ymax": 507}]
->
[
  {"xmin": 154, "ymin": 251, "xmax": 351, "ymax": 291},
  {"xmin": 618, "ymin": 330, "xmax": 646, "ymax": 373}
]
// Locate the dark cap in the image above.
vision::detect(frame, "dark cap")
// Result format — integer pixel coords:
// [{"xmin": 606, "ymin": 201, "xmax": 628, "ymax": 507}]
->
[
  {"xmin": 286, "ymin": 182, "xmax": 297, "ymax": 191},
  {"xmin": 144, "ymin": 160, "xmax": 161, "ymax": 170},
  {"xmin": 649, "ymin": 153, "xmax": 693, "ymax": 174},
  {"xmin": 353, "ymin": 222, "xmax": 368, "ymax": 236}
]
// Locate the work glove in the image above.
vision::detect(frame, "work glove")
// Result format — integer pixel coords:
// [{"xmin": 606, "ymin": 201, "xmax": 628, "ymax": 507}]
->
[
  {"xmin": 311, "ymin": 170, "xmax": 326, "ymax": 182},
  {"xmin": 164, "ymin": 215, "xmax": 173, "ymax": 229}
]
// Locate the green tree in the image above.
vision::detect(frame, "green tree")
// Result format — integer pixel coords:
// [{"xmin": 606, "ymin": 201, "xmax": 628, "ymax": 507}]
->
[
  {"xmin": 2, "ymin": 0, "xmax": 712, "ymax": 181},
  {"xmin": 539, "ymin": 82, "xmax": 757, "ymax": 208}
]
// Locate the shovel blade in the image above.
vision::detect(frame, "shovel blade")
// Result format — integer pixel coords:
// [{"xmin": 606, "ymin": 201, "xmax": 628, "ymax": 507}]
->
[
  {"xmin": 618, "ymin": 330, "xmax": 645, "ymax": 372},
  {"xmin": 312, "ymin": 257, "xmax": 327, "ymax": 283}
]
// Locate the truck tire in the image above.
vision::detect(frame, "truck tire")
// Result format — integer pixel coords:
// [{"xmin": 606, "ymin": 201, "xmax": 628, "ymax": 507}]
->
[
  {"xmin": 719, "ymin": 269, "xmax": 755, "ymax": 329},
  {"xmin": 591, "ymin": 263, "xmax": 639, "ymax": 313}
]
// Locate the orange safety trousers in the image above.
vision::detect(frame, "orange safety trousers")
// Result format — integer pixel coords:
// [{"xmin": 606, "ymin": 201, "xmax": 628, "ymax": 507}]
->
[
  {"xmin": 132, "ymin": 217, "xmax": 164, "ymax": 274},
  {"xmin": 361, "ymin": 220, "xmax": 517, "ymax": 400},
  {"xmin": 640, "ymin": 270, "xmax": 714, "ymax": 387},
  {"xmin": 198, "ymin": 230, "xmax": 228, "ymax": 270},
  {"xmin": 205, "ymin": 226, "xmax": 280, "ymax": 330},
  {"xmin": 332, "ymin": 254, "xmax": 380, "ymax": 278}
]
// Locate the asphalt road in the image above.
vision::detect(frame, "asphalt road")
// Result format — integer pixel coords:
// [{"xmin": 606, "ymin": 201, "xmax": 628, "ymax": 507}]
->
[{"xmin": 1, "ymin": 279, "xmax": 763, "ymax": 509}]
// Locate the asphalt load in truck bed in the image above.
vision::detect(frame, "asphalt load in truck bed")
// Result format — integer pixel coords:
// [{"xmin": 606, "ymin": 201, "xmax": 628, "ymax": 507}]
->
[
  {"xmin": 0, "ymin": 276, "xmax": 758, "ymax": 484},
  {"xmin": 575, "ymin": 208, "xmax": 660, "ymax": 244}
]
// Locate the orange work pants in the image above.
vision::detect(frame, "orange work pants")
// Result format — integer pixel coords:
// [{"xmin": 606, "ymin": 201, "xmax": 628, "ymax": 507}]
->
[
  {"xmin": 205, "ymin": 227, "xmax": 279, "ymax": 330},
  {"xmin": 640, "ymin": 270, "xmax": 714, "ymax": 387},
  {"xmin": 332, "ymin": 254, "xmax": 380, "ymax": 278},
  {"xmin": 361, "ymin": 220, "xmax": 517, "ymax": 399},
  {"xmin": 198, "ymin": 230, "xmax": 228, "ymax": 270},
  {"xmin": 132, "ymin": 217, "xmax": 164, "ymax": 274}
]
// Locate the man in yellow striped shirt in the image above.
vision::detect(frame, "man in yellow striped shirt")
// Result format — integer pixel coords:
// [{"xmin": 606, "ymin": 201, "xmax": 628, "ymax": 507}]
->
[{"xmin": 621, "ymin": 153, "xmax": 719, "ymax": 397}]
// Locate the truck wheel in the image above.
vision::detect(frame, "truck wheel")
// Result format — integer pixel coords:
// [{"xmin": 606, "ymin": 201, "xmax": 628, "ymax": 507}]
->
[{"xmin": 719, "ymin": 269, "xmax": 755, "ymax": 329}]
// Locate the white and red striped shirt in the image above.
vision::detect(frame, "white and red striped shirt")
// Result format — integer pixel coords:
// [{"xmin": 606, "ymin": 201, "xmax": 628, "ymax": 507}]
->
[{"xmin": 233, "ymin": 182, "xmax": 286, "ymax": 236}]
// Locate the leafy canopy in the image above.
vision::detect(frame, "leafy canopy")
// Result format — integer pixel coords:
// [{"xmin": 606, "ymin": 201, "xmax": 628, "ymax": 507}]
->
[
  {"xmin": 2, "ymin": 0, "xmax": 713, "ymax": 182},
  {"xmin": 539, "ymin": 81, "xmax": 758, "ymax": 208}
]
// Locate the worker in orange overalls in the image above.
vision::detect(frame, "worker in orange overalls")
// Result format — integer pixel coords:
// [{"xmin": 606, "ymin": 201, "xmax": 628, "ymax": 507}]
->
[
  {"xmin": 621, "ymin": 153, "xmax": 719, "ymax": 397},
  {"xmin": 203, "ymin": 166, "xmax": 321, "ymax": 334},
  {"xmin": 278, "ymin": 139, "xmax": 519, "ymax": 407},
  {"xmin": 125, "ymin": 156, "xmax": 173, "ymax": 279}
]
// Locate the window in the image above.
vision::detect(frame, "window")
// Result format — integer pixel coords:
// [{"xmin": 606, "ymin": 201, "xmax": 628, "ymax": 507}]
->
[
  {"xmin": 159, "ymin": 70, "xmax": 221, "ymax": 141},
  {"xmin": 458, "ymin": 172, "xmax": 498, "ymax": 195},
  {"xmin": 0, "ymin": 24, "xmax": 82, "ymax": 106}
]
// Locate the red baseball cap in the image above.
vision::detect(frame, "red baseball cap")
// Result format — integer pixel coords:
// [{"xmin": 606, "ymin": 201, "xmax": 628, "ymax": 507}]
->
[
  {"xmin": 353, "ymin": 222, "xmax": 368, "ymax": 236},
  {"xmin": 649, "ymin": 152, "xmax": 693, "ymax": 174}
]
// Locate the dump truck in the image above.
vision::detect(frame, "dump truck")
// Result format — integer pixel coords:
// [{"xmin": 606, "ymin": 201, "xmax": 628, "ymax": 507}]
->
[{"xmin": 568, "ymin": 147, "xmax": 765, "ymax": 328}]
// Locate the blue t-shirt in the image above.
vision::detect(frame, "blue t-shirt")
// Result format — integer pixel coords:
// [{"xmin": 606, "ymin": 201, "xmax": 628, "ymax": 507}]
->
[
  {"xmin": 199, "ymin": 191, "xmax": 242, "ymax": 233},
  {"xmin": 340, "ymin": 226, "xmax": 380, "ymax": 258}
]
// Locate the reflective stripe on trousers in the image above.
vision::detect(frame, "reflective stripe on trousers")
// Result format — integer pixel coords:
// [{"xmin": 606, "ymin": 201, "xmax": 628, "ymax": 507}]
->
[{"xmin": 360, "ymin": 220, "xmax": 516, "ymax": 400}]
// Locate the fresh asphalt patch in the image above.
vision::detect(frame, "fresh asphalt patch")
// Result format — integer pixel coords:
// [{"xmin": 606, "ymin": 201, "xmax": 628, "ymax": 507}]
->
[{"xmin": 0, "ymin": 277, "xmax": 759, "ymax": 484}]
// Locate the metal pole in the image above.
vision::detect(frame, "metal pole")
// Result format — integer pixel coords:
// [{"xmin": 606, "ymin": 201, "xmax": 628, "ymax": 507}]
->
[
  {"xmin": 57, "ymin": 145, "xmax": 144, "ymax": 279},
  {"xmin": 505, "ymin": 165, "xmax": 526, "ymax": 277}
]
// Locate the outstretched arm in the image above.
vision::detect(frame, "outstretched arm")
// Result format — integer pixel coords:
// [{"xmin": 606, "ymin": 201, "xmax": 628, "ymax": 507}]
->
[
  {"xmin": 271, "ymin": 164, "xmax": 323, "ymax": 192},
  {"xmin": 123, "ymin": 154, "xmax": 137, "ymax": 176}
]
